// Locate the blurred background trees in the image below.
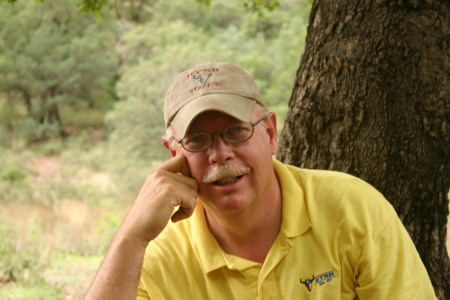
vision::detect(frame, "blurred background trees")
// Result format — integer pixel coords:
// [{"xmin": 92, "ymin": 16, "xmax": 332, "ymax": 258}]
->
[
  {"xmin": 0, "ymin": 0, "xmax": 117, "ymax": 140},
  {"xmin": 0, "ymin": 0, "xmax": 309, "ymax": 161},
  {"xmin": 0, "ymin": 0, "xmax": 311, "ymax": 297}
]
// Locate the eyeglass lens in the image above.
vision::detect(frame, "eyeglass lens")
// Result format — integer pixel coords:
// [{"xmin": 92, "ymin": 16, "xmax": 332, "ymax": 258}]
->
[{"xmin": 182, "ymin": 122, "xmax": 254, "ymax": 152}]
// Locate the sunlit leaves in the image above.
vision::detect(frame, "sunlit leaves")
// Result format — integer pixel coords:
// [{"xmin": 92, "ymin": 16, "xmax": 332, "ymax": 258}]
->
[{"xmin": 77, "ymin": 0, "xmax": 113, "ymax": 15}]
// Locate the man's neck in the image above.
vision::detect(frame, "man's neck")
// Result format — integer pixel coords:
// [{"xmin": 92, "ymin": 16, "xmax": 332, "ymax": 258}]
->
[{"xmin": 203, "ymin": 175, "xmax": 282, "ymax": 264}]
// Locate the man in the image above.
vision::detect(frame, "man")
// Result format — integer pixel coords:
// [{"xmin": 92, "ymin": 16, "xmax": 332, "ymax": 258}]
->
[{"xmin": 85, "ymin": 62, "xmax": 436, "ymax": 299}]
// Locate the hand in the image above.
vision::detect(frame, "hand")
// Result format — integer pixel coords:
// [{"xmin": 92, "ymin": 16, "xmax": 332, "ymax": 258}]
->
[{"xmin": 120, "ymin": 155, "xmax": 198, "ymax": 246}]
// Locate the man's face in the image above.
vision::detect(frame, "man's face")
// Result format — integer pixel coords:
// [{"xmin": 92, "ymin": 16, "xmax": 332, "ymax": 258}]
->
[{"xmin": 175, "ymin": 109, "xmax": 278, "ymax": 215}]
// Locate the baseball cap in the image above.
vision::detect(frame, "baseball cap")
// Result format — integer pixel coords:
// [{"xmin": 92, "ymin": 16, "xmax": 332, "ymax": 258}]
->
[{"xmin": 164, "ymin": 62, "xmax": 265, "ymax": 138}]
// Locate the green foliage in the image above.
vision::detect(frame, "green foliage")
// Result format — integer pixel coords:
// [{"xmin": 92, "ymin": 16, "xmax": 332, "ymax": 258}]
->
[
  {"xmin": 0, "ymin": 0, "xmax": 118, "ymax": 141},
  {"xmin": 77, "ymin": 0, "xmax": 112, "ymax": 14},
  {"xmin": 0, "ymin": 225, "xmax": 48, "ymax": 285},
  {"xmin": 0, "ymin": 0, "xmax": 311, "ymax": 161},
  {"xmin": 12, "ymin": 118, "xmax": 61, "ymax": 142},
  {"xmin": 1, "ymin": 168, "xmax": 27, "ymax": 181},
  {"xmin": 240, "ymin": 0, "xmax": 280, "ymax": 14},
  {"xmin": 195, "ymin": 0, "xmax": 282, "ymax": 14},
  {"xmin": 1, "ymin": 0, "xmax": 281, "ymax": 14}
]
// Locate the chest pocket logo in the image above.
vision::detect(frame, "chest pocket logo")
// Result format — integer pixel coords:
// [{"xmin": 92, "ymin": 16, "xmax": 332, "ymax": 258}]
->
[
  {"xmin": 300, "ymin": 276, "xmax": 315, "ymax": 292},
  {"xmin": 300, "ymin": 270, "xmax": 336, "ymax": 292}
]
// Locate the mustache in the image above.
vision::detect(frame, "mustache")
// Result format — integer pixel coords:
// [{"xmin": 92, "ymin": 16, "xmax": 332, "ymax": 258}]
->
[{"xmin": 203, "ymin": 164, "xmax": 251, "ymax": 184}]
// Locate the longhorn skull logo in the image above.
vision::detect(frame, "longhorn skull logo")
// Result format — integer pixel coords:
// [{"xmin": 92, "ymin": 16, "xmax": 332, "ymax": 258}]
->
[{"xmin": 300, "ymin": 276, "xmax": 315, "ymax": 292}]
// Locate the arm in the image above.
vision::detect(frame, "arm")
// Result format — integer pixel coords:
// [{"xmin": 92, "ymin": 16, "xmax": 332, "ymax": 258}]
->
[
  {"xmin": 355, "ymin": 213, "xmax": 436, "ymax": 299},
  {"xmin": 84, "ymin": 155, "xmax": 198, "ymax": 300}
]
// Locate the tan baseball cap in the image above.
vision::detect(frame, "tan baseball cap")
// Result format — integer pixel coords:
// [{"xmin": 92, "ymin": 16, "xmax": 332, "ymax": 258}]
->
[{"xmin": 164, "ymin": 62, "xmax": 265, "ymax": 138}]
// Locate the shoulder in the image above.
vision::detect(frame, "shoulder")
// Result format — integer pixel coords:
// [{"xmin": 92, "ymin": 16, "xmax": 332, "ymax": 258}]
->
[
  {"xmin": 276, "ymin": 159, "xmax": 397, "ymax": 230},
  {"xmin": 281, "ymin": 160, "xmax": 379, "ymax": 194}
]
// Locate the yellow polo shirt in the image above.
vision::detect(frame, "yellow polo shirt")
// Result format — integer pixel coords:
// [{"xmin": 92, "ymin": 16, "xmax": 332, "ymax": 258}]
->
[{"xmin": 137, "ymin": 159, "xmax": 436, "ymax": 299}]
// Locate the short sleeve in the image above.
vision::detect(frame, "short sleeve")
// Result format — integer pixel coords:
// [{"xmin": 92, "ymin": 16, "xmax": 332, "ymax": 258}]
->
[{"xmin": 355, "ymin": 214, "xmax": 436, "ymax": 299}]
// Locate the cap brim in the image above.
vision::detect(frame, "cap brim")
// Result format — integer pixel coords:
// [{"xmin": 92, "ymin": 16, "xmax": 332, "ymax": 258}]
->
[{"xmin": 171, "ymin": 94, "xmax": 257, "ymax": 138}]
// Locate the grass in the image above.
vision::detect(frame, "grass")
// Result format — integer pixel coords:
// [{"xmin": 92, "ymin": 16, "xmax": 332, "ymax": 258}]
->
[
  {"xmin": 0, "ymin": 254, "xmax": 102, "ymax": 299},
  {"xmin": 0, "ymin": 132, "xmax": 133, "ymax": 298},
  {"xmin": 43, "ymin": 255, "xmax": 103, "ymax": 299},
  {"xmin": 0, "ymin": 282, "xmax": 64, "ymax": 300}
]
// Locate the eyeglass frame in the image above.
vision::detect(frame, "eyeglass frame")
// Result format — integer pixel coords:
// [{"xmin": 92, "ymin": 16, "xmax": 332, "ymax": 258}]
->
[{"xmin": 174, "ymin": 114, "xmax": 268, "ymax": 153}]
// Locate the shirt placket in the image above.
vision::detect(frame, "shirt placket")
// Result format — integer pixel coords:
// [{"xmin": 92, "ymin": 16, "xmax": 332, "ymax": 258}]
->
[{"xmin": 258, "ymin": 234, "xmax": 293, "ymax": 300}]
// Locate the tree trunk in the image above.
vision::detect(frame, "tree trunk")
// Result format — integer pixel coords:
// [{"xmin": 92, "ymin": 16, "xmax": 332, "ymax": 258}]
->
[
  {"xmin": 18, "ymin": 87, "xmax": 33, "ymax": 117},
  {"xmin": 277, "ymin": 0, "xmax": 449, "ymax": 298},
  {"xmin": 47, "ymin": 86, "xmax": 67, "ymax": 138},
  {"xmin": 40, "ymin": 86, "xmax": 67, "ymax": 138},
  {"xmin": 47, "ymin": 103, "xmax": 67, "ymax": 138}
]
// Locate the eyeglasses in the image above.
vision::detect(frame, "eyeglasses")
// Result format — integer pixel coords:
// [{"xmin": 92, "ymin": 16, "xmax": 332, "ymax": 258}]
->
[{"xmin": 176, "ymin": 115, "xmax": 267, "ymax": 153}]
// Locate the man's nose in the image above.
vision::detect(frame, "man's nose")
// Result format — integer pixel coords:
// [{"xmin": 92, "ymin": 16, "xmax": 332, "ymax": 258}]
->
[{"xmin": 207, "ymin": 134, "xmax": 234, "ymax": 164}]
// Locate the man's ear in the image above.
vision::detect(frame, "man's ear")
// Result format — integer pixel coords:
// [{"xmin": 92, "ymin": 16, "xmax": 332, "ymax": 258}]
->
[
  {"xmin": 161, "ymin": 137, "xmax": 177, "ymax": 157},
  {"xmin": 265, "ymin": 112, "xmax": 278, "ymax": 155}
]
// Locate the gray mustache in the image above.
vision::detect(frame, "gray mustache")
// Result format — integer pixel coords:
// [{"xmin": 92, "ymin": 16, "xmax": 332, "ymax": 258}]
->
[{"xmin": 203, "ymin": 164, "xmax": 251, "ymax": 183}]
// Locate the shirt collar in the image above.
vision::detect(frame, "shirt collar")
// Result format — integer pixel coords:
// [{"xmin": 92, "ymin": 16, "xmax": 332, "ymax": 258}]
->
[{"xmin": 272, "ymin": 158, "xmax": 311, "ymax": 238}]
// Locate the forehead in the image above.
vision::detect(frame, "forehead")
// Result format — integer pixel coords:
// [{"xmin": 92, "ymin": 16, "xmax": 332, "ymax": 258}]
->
[{"xmin": 188, "ymin": 110, "xmax": 241, "ymax": 133}]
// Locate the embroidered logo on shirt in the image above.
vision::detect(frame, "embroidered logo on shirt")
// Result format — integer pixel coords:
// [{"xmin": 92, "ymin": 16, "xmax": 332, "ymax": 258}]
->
[
  {"xmin": 300, "ymin": 270, "xmax": 336, "ymax": 292},
  {"xmin": 300, "ymin": 276, "xmax": 315, "ymax": 292},
  {"xmin": 315, "ymin": 270, "xmax": 336, "ymax": 286}
]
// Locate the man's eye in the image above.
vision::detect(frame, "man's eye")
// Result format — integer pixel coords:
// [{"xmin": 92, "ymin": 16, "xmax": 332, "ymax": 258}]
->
[
  {"xmin": 185, "ymin": 134, "xmax": 208, "ymax": 144},
  {"xmin": 229, "ymin": 127, "xmax": 244, "ymax": 133},
  {"xmin": 227, "ymin": 125, "xmax": 250, "ymax": 136}
]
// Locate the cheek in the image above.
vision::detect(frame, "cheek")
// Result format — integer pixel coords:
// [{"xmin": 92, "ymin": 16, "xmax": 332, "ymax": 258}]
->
[
  {"xmin": 249, "ymin": 134, "xmax": 273, "ymax": 156},
  {"xmin": 184, "ymin": 155, "xmax": 206, "ymax": 181}
]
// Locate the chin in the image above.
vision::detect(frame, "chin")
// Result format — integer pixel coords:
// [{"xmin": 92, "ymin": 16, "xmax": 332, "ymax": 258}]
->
[{"xmin": 201, "ymin": 192, "xmax": 252, "ymax": 214}]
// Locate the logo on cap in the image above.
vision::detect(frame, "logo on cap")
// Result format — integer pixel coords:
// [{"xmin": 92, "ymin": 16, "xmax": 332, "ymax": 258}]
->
[{"xmin": 193, "ymin": 72, "xmax": 212, "ymax": 85}]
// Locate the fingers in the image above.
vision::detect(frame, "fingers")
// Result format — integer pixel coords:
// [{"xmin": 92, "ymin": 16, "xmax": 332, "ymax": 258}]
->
[
  {"xmin": 160, "ymin": 155, "xmax": 192, "ymax": 177},
  {"xmin": 171, "ymin": 200, "xmax": 197, "ymax": 223},
  {"xmin": 163, "ymin": 167, "xmax": 198, "ymax": 223},
  {"xmin": 122, "ymin": 155, "xmax": 198, "ymax": 243},
  {"xmin": 160, "ymin": 171, "xmax": 198, "ymax": 208}
]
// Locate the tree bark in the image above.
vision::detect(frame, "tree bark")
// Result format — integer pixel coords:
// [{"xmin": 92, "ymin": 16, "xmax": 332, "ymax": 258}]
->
[
  {"xmin": 40, "ymin": 86, "xmax": 67, "ymax": 138},
  {"xmin": 277, "ymin": 0, "xmax": 449, "ymax": 298},
  {"xmin": 17, "ymin": 87, "xmax": 33, "ymax": 117}
]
